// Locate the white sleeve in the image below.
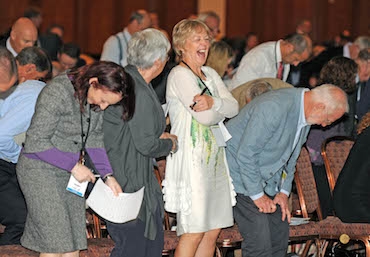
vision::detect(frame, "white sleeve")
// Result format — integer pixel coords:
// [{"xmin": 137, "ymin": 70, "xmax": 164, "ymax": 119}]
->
[
  {"xmin": 167, "ymin": 67, "xmax": 235, "ymax": 126},
  {"xmin": 206, "ymin": 67, "xmax": 238, "ymax": 118},
  {"xmin": 230, "ymin": 51, "xmax": 268, "ymax": 90}
]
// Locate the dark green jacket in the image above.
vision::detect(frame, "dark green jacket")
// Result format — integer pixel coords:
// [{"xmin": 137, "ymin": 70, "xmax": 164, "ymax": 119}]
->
[{"xmin": 103, "ymin": 65, "xmax": 172, "ymax": 239}]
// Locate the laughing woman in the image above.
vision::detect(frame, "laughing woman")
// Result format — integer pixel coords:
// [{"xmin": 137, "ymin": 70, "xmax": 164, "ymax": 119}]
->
[{"xmin": 163, "ymin": 19, "xmax": 239, "ymax": 257}]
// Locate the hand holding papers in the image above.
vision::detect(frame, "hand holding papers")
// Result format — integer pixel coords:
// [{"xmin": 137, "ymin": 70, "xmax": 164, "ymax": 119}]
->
[{"xmin": 86, "ymin": 179, "xmax": 144, "ymax": 223}]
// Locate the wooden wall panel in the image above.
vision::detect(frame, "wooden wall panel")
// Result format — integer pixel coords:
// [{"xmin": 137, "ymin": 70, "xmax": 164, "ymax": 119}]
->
[
  {"xmin": 326, "ymin": 0, "xmax": 353, "ymax": 39},
  {"xmin": 40, "ymin": 0, "xmax": 77, "ymax": 43},
  {"xmin": 226, "ymin": 0, "xmax": 254, "ymax": 38},
  {"xmin": 82, "ymin": 1, "xmax": 116, "ymax": 54},
  {"xmin": 351, "ymin": 0, "xmax": 370, "ymax": 37},
  {"xmin": 0, "ymin": 0, "xmax": 367, "ymax": 55},
  {"xmin": 0, "ymin": 0, "xmax": 29, "ymax": 33},
  {"xmin": 164, "ymin": 0, "xmax": 197, "ymax": 38}
]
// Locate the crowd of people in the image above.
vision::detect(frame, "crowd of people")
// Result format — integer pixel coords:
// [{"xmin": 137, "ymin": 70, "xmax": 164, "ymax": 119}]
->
[{"xmin": 0, "ymin": 6, "xmax": 370, "ymax": 257}]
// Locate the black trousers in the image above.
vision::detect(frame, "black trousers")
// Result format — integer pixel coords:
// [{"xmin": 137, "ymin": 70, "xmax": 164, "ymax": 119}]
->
[
  {"xmin": 312, "ymin": 164, "xmax": 333, "ymax": 218},
  {"xmin": 234, "ymin": 194, "xmax": 289, "ymax": 257},
  {"xmin": 105, "ymin": 208, "xmax": 164, "ymax": 257},
  {"xmin": 0, "ymin": 159, "xmax": 27, "ymax": 245}
]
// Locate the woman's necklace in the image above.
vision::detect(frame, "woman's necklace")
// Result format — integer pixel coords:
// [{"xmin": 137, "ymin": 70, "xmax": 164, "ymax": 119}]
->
[{"xmin": 181, "ymin": 60, "xmax": 206, "ymax": 80}]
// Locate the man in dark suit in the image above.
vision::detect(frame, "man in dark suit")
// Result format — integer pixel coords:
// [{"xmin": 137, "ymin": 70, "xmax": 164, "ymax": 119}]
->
[
  {"xmin": 0, "ymin": 18, "xmax": 38, "ymax": 57},
  {"xmin": 355, "ymin": 48, "xmax": 370, "ymax": 122},
  {"xmin": 300, "ymin": 36, "xmax": 370, "ymax": 86},
  {"xmin": 226, "ymin": 84, "xmax": 348, "ymax": 257}
]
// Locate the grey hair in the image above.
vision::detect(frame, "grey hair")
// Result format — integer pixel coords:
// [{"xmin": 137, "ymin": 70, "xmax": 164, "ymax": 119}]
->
[
  {"xmin": 311, "ymin": 84, "xmax": 349, "ymax": 113},
  {"xmin": 129, "ymin": 10, "xmax": 147, "ymax": 24},
  {"xmin": 127, "ymin": 28, "xmax": 170, "ymax": 69},
  {"xmin": 358, "ymin": 48, "xmax": 370, "ymax": 61},
  {"xmin": 198, "ymin": 11, "xmax": 220, "ymax": 23},
  {"xmin": 16, "ymin": 46, "xmax": 52, "ymax": 73},
  {"xmin": 285, "ymin": 33, "xmax": 312, "ymax": 54},
  {"xmin": 354, "ymin": 36, "xmax": 370, "ymax": 50},
  {"xmin": 245, "ymin": 80, "xmax": 273, "ymax": 101},
  {"xmin": 0, "ymin": 46, "xmax": 17, "ymax": 82}
]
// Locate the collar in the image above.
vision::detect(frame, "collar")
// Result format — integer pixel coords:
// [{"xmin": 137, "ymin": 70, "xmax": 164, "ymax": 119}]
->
[
  {"xmin": 275, "ymin": 40, "xmax": 283, "ymax": 64},
  {"xmin": 6, "ymin": 38, "xmax": 17, "ymax": 57},
  {"xmin": 123, "ymin": 28, "xmax": 132, "ymax": 41},
  {"xmin": 299, "ymin": 88, "xmax": 309, "ymax": 128},
  {"xmin": 343, "ymin": 42, "xmax": 352, "ymax": 58}
]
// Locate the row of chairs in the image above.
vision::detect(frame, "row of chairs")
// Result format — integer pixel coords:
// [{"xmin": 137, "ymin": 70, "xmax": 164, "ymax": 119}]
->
[
  {"xmin": 87, "ymin": 136, "xmax": 370, "ymax": 257},
  {"xmin": 293, "ymin": 137, "xmax": 370, "ymax": 256}
]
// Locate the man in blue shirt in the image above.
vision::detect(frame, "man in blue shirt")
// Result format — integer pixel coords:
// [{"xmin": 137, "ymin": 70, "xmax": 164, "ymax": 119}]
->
[
  {"xmin": 0, "ymin": 47, "xmax": 18, "ymax": 94},
  {"xmin": 225, "ymin": 84, "xmax": 348, "ymax": 257},
  {"xmin": 0, "ymin": 46, "xmax": 51, "ymax": 245}
]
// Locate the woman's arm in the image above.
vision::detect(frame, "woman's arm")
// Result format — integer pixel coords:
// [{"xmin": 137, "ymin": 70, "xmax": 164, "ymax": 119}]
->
[{"xmin": 167, "ymin": 66, "xmax": 237, "ymax": 126}]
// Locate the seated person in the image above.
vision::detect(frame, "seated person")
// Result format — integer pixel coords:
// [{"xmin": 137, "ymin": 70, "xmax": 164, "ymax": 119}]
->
[
  {"xmin": 333, "ymin": 111, "xmax": 370, "ymax": 223},
  {"xmin": 52, "ymin": 42, "xmax": 83, "ymax": 77},
  {"xmin": 205, "ymin": 40, "xmax": 234, "ymax": 77}
]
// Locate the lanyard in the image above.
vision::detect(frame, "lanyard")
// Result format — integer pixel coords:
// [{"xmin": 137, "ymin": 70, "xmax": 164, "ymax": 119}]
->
[
  {"xmin": 181, "ymin": 61, "xmax": 212, "ymax": 96},
  {"xmin": 274, "ymin": 41, "xmax": 279, "ymax": 71},
  {"xmin": 79, "ymin": 106, "xmax": 91, "ymax": 163}
]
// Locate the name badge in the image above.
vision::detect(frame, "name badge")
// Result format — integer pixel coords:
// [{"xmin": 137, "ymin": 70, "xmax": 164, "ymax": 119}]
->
[
  {"xmin": 210, "ymin": 120, "xmax": 232, "ymax": 147},
  {"xmin": 66, "ymin": 175, "xmax": 88, "ymax": 197}
]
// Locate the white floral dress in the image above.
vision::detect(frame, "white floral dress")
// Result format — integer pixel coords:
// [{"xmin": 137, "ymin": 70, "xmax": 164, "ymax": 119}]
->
[{"xmin": 163, "ymin": 65, "xmax": 238, "ymax": 235}]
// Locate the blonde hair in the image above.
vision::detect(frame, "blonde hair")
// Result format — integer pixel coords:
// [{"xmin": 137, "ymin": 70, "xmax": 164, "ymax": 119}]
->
[
  {"xmin": 357, "ymin": 112, "xmax": 370, "ymax": 135},
  {"xmin": 172, "ymin": 19, "xmax": 211, "ymax": 58},
  {"xmin": 205, "ymin": 41, "xmax": 233, "ymax": 76}
]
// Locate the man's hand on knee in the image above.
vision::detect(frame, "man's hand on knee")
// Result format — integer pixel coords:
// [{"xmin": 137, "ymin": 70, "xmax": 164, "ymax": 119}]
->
[{"xmin": 273, "ymin": 192, "xmax": 291, "ymax": 222}]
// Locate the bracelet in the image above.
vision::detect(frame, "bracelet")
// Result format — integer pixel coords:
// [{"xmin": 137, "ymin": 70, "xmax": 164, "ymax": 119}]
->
[{"xmin": 103, "ymin": 175, "xmax": 114, "ymax": 182}]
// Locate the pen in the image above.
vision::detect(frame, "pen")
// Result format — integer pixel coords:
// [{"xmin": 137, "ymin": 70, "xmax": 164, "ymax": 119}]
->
[{"xmin": 190, "ymin": 87, "xmax": 208, "ymax": 109}]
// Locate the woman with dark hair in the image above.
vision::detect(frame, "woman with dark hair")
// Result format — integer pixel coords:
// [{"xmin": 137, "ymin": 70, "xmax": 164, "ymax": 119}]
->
[
  {"xmin": 103, "ymin": 28, "xmax": 177, "ymax": 257},
  {"xmin": 333, "ymin": 112, "xmax": 370, "ymax": 223},
  {"xmin": 16, "ymin": 61, "xmax": 134, "ymax": 257},
  {"xmin": 306, "ymin": 56, "xmax": 358, "ymax": 218}
]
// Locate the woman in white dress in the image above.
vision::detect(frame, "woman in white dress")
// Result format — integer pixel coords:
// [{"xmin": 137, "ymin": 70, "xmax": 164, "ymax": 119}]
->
[{"xmin": 163, "ymin": 19, "xmax": 239, "ymax": 257}]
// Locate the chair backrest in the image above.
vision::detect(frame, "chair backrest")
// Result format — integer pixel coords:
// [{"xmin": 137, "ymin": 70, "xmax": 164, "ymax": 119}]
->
[
  {"xmin": 294, "ymin": 147, "xmax": 323, "ymax": 220},
  {"xmin": 321, "ymin": 136, "xmax": 354, "ymax": 194}
]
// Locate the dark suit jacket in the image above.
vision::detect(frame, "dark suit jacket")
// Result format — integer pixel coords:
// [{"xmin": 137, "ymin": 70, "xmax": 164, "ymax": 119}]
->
[
  {"xmin": 299, "ymin": 46, "xmax": 343, "ymax": 86},
  {"xmin": 103, "ymin": 64, "xmax": 172, "ymax": 240},
  {"xmin": 333, "ymin": 126, "xmax": 370, "ymax": 223}
]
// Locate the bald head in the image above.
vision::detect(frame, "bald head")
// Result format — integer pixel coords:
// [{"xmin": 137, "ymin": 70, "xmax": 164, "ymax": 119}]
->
[
  {"xmin": 305, "ymin": 84, "xmax": 348, "ymax": 127},
  {"xmin": 10, "ymin": 17, "xmax": 38, "ymax": 55}
]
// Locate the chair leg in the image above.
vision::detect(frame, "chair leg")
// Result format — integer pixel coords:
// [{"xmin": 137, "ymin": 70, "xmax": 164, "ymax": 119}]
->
[
  {"xmin": 360, "ymin": 237, "xmax": 370, "ymax": 257},
  {"xmin": 215, "ymin": 246, "xmax": 230, "ymax": 257},
  {"xmin": 92, "ymin": 213, "xmax": 102, "ymax": 238},
  {"xmin": 301, "ymin": 239, "xmax": 313, "ymax": 257}
]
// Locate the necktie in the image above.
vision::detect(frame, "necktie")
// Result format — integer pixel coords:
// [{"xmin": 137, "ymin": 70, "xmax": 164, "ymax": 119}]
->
[{"xmin": 276, "ymin": 62, "xmax": 284, "ymax": 80}]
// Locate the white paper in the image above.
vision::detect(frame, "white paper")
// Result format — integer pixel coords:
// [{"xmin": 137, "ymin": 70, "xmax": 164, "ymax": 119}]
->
[
  {"xmin": 289, "ymin": 217, "xmax": 310, "ymax": 226},
  {"xmin": 86, "ymin": 179, "xmax": 144, "ymax": 223},
  {"xmin": 162, "ymin": 103, "xmax": 169, "ymax": 116}
]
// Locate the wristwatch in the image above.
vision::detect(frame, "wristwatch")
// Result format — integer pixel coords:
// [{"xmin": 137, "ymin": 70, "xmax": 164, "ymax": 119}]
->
[{"xmin": 103, "ymin": 174, "xmax": 114, "ymax": 182}]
